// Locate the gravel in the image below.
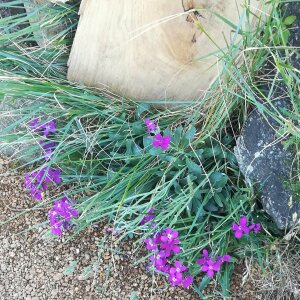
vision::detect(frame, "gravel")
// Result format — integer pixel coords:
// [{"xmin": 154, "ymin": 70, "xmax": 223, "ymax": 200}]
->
[{"xmin": 0, "ymin": 156, "xmax": 199, "ymax": 299}]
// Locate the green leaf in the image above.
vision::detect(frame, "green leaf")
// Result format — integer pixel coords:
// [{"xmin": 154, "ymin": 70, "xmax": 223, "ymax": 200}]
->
[
  {"xmin": 186, "ymin": 158, "xmax": 202, "ymax": 176},
  {"xmin": 160, "ymin": 154, "xmax": 174, "ymax": 163},
  {"xmin": 149, "ymin": 147, "xmax": 163, "ymax": 155},
  {"xmin": 214, "ymin": 192, "xmax": 225, "ymax": 207},
  {"xmin": 185, "ymin": 126, "xmax": 196, "ymax": 140},
  {"xmin": 210, "ymin": 172, "xmax": 228, "ymax": 189},
  {"xmin": 136, "ymin": 103, "xmax": 150, "ymax": 117},
  {"xmin": 204, "ymin": 200, "xmax": 218, "ymax": 212},
  {"xmin": 283, "ymin": 15, "xmax": 297, "ymax": 26},
  {"xmin": 173, "ymin": 126, "xmax": 183, "ymax": 147},
  {"xmin": 202, "ymin": 146, "xmax": 223, "ymax": 159},
  {"xmin": 131, "ymin": 122, "xmax": 144, "ymax": 135},
  {"xmin": 198, "ymin": 275, "xmax": 211, "ymax": 291},
  {"xmin": 143, "ymin": 135, "xmax": 152, "ymax": 148},
  {"xmin": 63, "ymin": 260, "xmax": 78, "ymax": 276},
  {"xmin": 282, "ymin": 28, "xmax": 291, "ymax": 44}
]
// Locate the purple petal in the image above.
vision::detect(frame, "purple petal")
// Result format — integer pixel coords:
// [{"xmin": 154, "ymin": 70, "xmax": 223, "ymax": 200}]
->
[
  {"xmin": 207, "ymin": 269, "xmax": 214, "ymax": 277},
  {"xmin": 232, "ymin": 223, "xmax": 239, "ymax": 231},
  {"xmin": 51, "ymin": 226, "xmax": 62, "ymax": 235},
  {"xmin": 253, "ymin": 223, "xmax": 261, "ymax": 233},
  {"xmin": 182, "ymin": 275, "xmax": 193, "ymax": 288},
  {"xmin": 203, "ymin": 249, "xmax": 209, "ymax": 258},
  {"xmin": 171, "ymin": 230, "xmax": 179, "ymax": 239},
  {"xmin": 171, "ymin": 245, "xmax": 181, "ymax": 254},
  {"xmin": 196, "ymin": 258, "xmax": 206, "ymax": 265},
  {"xmin": 201, "ymin": 265, "xmax": 209, "ymax": 272},
  {"xmin": 213, "ymin": 262, "xmax": 221, "ymax": 271},
  {"xmin": 161, "ymin": 136, "xmax": 171, "ymax": 150},
  {"xmin": 222, "ymin": 255, "xmax": 231, "ymax": 262},
  {"xmin": 234, "ymin": 230, "xmax": 243, "ymax": 239},
  {"xmin": 242, "ymin": 226, "xmax": 250, "ymax": 234},
  {"xmin": 239, "ymin": 216, "xmax": 248, "ymax": 226}
]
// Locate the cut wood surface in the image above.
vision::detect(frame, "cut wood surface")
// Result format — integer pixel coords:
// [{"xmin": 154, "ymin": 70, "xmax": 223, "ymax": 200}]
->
[{"xmin": 68, "ymin": 0, "xmax": 266, "ymax": 102}]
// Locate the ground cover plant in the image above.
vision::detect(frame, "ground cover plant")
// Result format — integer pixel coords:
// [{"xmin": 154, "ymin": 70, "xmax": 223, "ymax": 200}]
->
[{"xmin": 0, "ymin": 0, "xmax": 299, "ymax": 298}]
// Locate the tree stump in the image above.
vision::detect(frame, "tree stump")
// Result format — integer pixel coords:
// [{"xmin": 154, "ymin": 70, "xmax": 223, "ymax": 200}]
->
[{"xmin": 67, "ymin": 0, "xmax": 266, "ymax": 102}]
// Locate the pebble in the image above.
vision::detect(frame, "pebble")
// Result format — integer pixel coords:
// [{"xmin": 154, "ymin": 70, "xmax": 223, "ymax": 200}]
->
[{"xmin": 53, "ymin": 273, "xmax": 63, "ymax": 281}]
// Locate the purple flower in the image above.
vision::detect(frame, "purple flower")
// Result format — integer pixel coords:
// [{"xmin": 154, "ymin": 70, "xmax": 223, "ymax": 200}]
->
[
  {"xmin": 150, "ymin": 250, "xmax": 166, "ymax": 263},
  {"xmin": 48, "ymin": 168, "xmax": 61, "ymax": 184},
  {"xmin": 41, "ymin": 120, "xmax": 56, "ymax": 137},
  {"xmin": 197, "ymin": 250, "xmax": 231, "ymax": 278},
  {"xmin": 169, "ymin": 260, "xmax": 187, "ymax": 275},
  {"xmin": 201, "ymin": 259, "xmax": 221, "ymax": 278},
  {"xmin": 24, "ymin": 167, "xmax": 62, "ymax": 200},
  {"xmin": 48, "ymin": 196, "xmax": 78, "ymax": 236},
  {"xmin": 232, "ymin": 216, "xmax": 250, "ymax": 239},
  {"xmin": 196, "ymin": 249, "xmax": 210, "ymax": 265},
  {"xmin": 154, "ymin": 258, "xmax": 169, "ymax": 272},
  {"xmin": 144, "ymin": 238, "xmax": 158, "ymax": 251},
  {"xmin": 249, "ymin": 223, "xmax": 261, "ymax": 234},
  {"xmin": 217, "ymin": 254, "xmax": 231, "ymax": 264},
  {"xmin": 31, "ymin": 187, "xmax": 42, "ymax": 201},
  {"xmin": 160, "ymin": 239, "xmax": 180, "ymax": 257},
  {"xmin": 145, "ymin": 119, "xmax": 156, "ymax": 132},
  {"xmin": 160, "ymin": 227, "xmax": 179, "ymax": 243},
  {"xmin": 140, "ymin": 208, "xmax": 155, "ymax": 225},
  {"xmin": 182, "ymin": 275, "xmax": 193, "ymax": 288},
  {"xmin": 51, "ymin": 224, "xmax": 62, "ymax": 235},
  {"xmin": 152, "ymin": 133, "xmax": 171, "ymax": 151},
  {"xmin": 29, "ymin": 118, "xmax": 40, "ymax": 129},
  {"xmin": 39, "ymin": 141, "xmax": 56, "ymax": 160},
  {"xmin": 168, "ymin": 271, "xmax": 183, "ymax": 286},
  {"xmin": 29, "ymin": 118, "xmax": 56, "ymax": 137}
]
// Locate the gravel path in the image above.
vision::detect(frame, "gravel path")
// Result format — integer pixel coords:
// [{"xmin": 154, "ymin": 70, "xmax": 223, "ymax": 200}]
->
[{"xmin": 0, "ymin": 157, "xmax": 198, "ymax": 300}]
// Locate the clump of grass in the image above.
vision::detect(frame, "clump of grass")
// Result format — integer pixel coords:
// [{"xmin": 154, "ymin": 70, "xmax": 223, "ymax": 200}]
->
[
  {"xmin": 0, "ymin": 0, "xmax": 299, "ymax": 298},
  {"xmin": 254, "ymin": 239, "xmax": 300, "ymax": 299}
]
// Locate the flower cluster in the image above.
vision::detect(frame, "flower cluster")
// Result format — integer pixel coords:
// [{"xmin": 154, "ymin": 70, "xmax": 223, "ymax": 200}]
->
[
  {"xmin": 144, "ymin": 119, "xmax": 171, "ymax": 151},
  {"xmin": 24, "ymin": 167, "xmax": 61, "ymax": 200},
  {"xmin": 232, "ymin": 216, "xmax": 261, "ymax": 239},
  {"xmin": 196, "ymin": 249, "xmax": 231, "ymax": 278},
  {"xmin": 30, "ymin": 118, "xmax": 56, "ymax": 137},
  {"xmin": 25, "ymin": 117, "xmax": 79, "ymax": 236},
  {"xmin": 30, "ymin": 118, "xmax": 57, "ymax": 160},
  {"xmin": 48, "ymin": 196, "xmax": 79, "ymax": 235},
  {"xmin": 144, "ymin": 227, "xmax": 193, "ymax": 288}
]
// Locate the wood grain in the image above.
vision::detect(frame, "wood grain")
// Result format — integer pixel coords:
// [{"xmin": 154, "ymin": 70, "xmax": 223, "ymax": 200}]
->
[{"xmin": 67, "ymin": 0, "xmax": 266, "ymax": 102}]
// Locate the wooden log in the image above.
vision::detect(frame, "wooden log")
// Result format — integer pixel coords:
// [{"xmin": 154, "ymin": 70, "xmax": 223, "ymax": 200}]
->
[{"xmin": 67, "ymin": 0, "xmax": 267, "ymax": 102}]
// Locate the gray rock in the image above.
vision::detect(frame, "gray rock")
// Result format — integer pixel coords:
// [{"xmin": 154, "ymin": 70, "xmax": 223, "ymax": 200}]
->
[
  {"xmin": 235, "ymin": 96, "xmax": 299, "ymax": 229},
  {"xmin": 234, "ymin": 3, "xmax": 300, "ymax": 230}
]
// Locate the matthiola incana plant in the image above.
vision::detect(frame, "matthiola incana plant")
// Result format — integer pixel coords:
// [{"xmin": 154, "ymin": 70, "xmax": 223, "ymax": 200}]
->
[
  {"xmin": 144, "ymin": 226, "xmax": 193, "ymax": 289},
  {"xmin": 24, "ymin": 118, "xmax": 79, "ymax": 236}
]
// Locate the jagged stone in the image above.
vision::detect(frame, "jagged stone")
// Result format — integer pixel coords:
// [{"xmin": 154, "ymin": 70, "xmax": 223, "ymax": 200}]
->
[{"xmin": 234, "ymin": 3, "xmax": 300, "ymax": 229}]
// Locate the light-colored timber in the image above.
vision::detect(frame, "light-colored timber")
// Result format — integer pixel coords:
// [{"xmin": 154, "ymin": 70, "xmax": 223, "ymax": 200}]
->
[{"xmin": 67, "ymin": 0, "xmax": 268, "ymax": 102}]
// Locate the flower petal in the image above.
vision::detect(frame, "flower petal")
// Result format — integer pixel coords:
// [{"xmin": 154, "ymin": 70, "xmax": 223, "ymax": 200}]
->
[
  {"xmin": 240, "ymin": 216, "xmax": 248, "ymax": 226},
  {"xmin": 207, "ymin": 269, "xmax": 214, "ymax": 277},
  {"xmin": 235, "ymin": 230, "xmax": 243, "ymax": 239}
]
